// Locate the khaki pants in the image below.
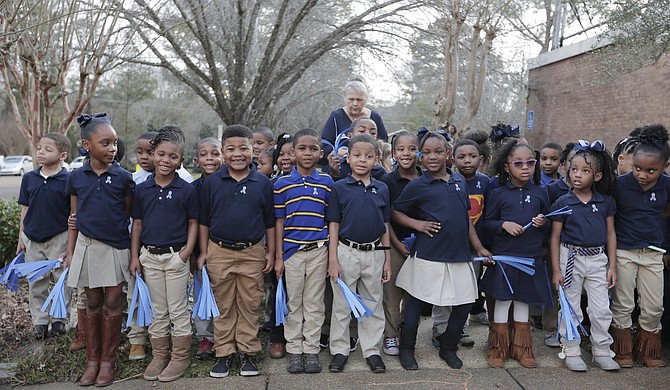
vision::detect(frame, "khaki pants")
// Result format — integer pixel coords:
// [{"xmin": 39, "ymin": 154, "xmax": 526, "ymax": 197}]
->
[
  {"xmin": 284, "ymin": 246, "xmax": 328, "ymax": 354},
  {"xmin": 207, "ymin": 240, "xmax": 266, "ymax": 356},
  {"xmin": 612, "ymin": 249, "xmax": 664, "ymax": 332},
  {"xmin": 140, "ymin": 247, "xmax": 191, "ymax": 338},
  {"xmin": 21, "ymin": 231, "xmax": 70, "ymax": 325},
  {"xmin": 558, "ymin": 245, "xmax": 613, "ymax": 352},
  {"xmin": 383, "ymin": 246, "xmax": 406, "ymax": 338},
  {"xmin": 330, "ymin": 242, "xmax": 384, "ymax": 357}
]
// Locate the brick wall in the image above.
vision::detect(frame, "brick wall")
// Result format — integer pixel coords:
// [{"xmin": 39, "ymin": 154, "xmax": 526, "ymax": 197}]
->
[{"xmin": 525, "ymin": 51, "xmax": 670, "ymax": 151}]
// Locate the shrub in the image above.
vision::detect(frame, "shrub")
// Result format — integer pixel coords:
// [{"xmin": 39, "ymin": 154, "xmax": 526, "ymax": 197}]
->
[{"xmin": 0, "ymin": 199, "xmax": 20, "ymax": 266}]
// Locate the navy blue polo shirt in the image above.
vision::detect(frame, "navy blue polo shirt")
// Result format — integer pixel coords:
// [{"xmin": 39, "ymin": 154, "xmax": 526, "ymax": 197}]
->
[
  {"xmin": 191, "ymin": 176, "xmax": 204, "ymax": 196},
  {"xmin": 199, "ymin": 164, "xmax": 274, "ymax": 243},
  {"xmin": 485, "ymin": 181, "xmax": 550, "ymax": 258},
  {"xmin": 614, "ymin": 172, "xmax": 670, "ymax": 249},
  {"xmin": 18, "ymin": 167, "xmax": 70, "ymax": 242},
  {"xmin": 550, "ymin": 190, "xmax": 615, "ymax": 247},
  {"xmin": 274, "ymin": 168, "xmax": 333, "ymax": 261},
  {"xmin": 393, "ymin": 169, "xmax": 472, "ymax": 262},
  {"xmin": 65, "ymin": 160, "xmax": 135, "ymax": 249},
  {"xmin": 380, "ymin": 167, "xmax": 423, "ymax": 241},
  {"xmin": 132, "ymin": 175, "xmax": 199, "ymax": 247},
  {"xmin": 328, "ymin": 161, "xmax": 387, "ymax": 181},
  {"xmin": 325, "ymin": 175, "xmax": 390, "ymax": 243},
  {"xmin": 547, "ymin": 179, "xmax": 570, "ymax": 205}
]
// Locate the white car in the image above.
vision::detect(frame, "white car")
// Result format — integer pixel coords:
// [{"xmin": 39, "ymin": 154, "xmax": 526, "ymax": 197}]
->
[
  {"xmin": 69, "ymin": 156, "xmax": 86, "ymax": 172},
  {"xmin": 0, "ymin": 155, "xmax": 34, "ymax": 176}
]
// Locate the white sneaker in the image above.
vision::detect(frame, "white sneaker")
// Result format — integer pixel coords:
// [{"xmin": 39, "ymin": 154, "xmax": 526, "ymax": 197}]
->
[
  {"xmin": 545, "ymin": 332, "xmax": 561, "ymax": 347},
  {"xmin": 593, "ymin": 355, "xmax": 620, "ymax": 371},
  {"xmin": 565, "ymin": 355, "xmax": 587, "ymax": 371},
  {"xmin": 383, "ymin": 336, "xmax": 399, "ymax": 356},
  {"xmin": 470, "ymin": 312, "xmax": 489, "ymax": 325}
]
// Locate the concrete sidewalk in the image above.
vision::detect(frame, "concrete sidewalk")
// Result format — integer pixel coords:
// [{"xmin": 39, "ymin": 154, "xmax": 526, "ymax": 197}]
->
[{"xmin": 13, "ymin": 317, "xmax": 670, "ymax": 389}]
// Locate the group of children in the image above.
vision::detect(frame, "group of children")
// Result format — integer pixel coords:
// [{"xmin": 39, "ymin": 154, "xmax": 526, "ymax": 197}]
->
[{"xmin": 15, "ymin": 112, "xmax": 670, "ymax": 386}]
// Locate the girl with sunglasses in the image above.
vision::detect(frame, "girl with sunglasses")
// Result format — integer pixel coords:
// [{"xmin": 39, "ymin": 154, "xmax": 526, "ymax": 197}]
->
[{"xmin": 480, "ymin": 140, "xmax": 552, "ymax": 369}]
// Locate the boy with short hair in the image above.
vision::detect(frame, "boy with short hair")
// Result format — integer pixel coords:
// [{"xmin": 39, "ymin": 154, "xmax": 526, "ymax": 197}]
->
[
  {"xmin": 274, "ymin": 128, "xmax": 333, "ymax": 374},
  {"xmin": 326, "ymin": 134, "xmax": 392, "ymax": 373},
  {"xmin": 17, "ymin": 133, "xmax": 72, "ymax": 339},
  {"xmin": 328, "ymin": 118, "xmax": 386, "ymax": 180},
  {"xmin": 198, "ymin": 125, "xmax": 276, "ymax": 378},
  {"xmin": 252, "ymin": 127, "xmax": 275, "ymax": 162}
]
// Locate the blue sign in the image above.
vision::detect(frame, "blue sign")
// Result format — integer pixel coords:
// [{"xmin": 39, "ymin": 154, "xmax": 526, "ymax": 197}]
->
[{"xmin": 527, "ymin": 111, "xmax": 534, "ymax": 130}]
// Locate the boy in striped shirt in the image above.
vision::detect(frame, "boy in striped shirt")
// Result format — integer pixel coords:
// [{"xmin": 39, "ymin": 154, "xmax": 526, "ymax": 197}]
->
[{"xmin": 274, "ymin": 128, "xmax": 334, "ymax": 374}]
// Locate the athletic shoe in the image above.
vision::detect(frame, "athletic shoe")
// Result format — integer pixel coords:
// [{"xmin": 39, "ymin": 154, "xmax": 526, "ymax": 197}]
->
[{"xmin": 383, "ymin": 337, "xmax": 399, "ymax": 356}]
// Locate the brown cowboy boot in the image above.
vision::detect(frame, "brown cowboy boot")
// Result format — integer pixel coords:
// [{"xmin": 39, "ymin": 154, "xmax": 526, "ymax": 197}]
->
[
  {"xmin": 95, "ymin": 314, "xmax": 122, "ymax": 387},
  {"xmin": 69, "ymin": 308, "xmax": 87, "ymax": 352},
  {"xmin": 78, "ymin": 313, "xmax": 101, "ymax": 386}
]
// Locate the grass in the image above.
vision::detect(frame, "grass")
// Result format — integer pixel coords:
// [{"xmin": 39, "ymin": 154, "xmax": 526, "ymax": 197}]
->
[{"xmin": 8, "ymin": 324, "xmax": 271, "ymax": 386}]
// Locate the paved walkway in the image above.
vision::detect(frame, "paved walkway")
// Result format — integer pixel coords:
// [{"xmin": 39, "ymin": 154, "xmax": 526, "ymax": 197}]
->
[{"xmin": 11, "ymin": 317, "xmax": 670, "ymax": 389}]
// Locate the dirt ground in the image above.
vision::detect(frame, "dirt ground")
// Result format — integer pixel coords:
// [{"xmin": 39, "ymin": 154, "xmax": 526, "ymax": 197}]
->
[{"xmin": 0, "ymin": 281, "xmax": 33, "ymax": 358}]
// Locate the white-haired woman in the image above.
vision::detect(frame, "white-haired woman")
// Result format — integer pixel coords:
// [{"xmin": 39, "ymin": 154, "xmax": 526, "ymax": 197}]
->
[{"xmin": 321, "ymin": 78, "xmax": 388, "ymax": 157}]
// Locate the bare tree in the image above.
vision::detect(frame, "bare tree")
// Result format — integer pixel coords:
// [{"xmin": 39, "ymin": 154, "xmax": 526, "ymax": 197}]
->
[
  {"xmin": 123, "ymin": 0, "xmax": 422, "ymax": 127},
  {"xmin": 0, "ymin": 0, "xmax": 129, "ymax": 160}
]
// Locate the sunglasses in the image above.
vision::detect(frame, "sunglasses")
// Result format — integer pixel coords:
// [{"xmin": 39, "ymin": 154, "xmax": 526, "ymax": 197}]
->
[{"xmin": 508, "ymin": 159, "xmax": 537, "ymax": 169}]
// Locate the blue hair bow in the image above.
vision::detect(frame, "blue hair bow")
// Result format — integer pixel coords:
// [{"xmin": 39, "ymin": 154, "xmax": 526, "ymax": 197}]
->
[
  {"xmin": 76, "ymin": 112, "xmax": 111, "ymax": 128},
  {"xmin": 417, "ymin": 127, "xmax": 453, "ymax": 143},
  {"xmin": 490, "ymin": 124, "xmax": 520, "ymax": 142},
  {"xmin": 574, "ymin": 139, "xmax": 605, "ymax": 152}
]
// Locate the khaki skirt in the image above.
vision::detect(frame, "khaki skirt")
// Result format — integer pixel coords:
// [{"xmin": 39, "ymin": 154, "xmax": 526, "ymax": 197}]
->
[
  {"xmin": 67, "ymin": 233, "xmax": 130, "ymax": 289},
  {"xmin": 395, "ymin": 255, "xmax": 478, "ymax": 306}
]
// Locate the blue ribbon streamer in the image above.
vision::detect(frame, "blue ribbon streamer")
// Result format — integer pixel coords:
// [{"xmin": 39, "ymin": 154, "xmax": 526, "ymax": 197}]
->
[
  {"xmin": 336, "ymin": 278, "xmax": 375, "ymax": 322},
  {"xmin": 322, "ymin": 132, "xmax": 350, "ymax": 159},
  {"xmin": 126, "ymin": 271, "xmax": 156, "ymax": 327},
  {"xmin": 474, "ymin": 255, "xmax": 537, "ymax": 295},
  {"xmin": 191, "ymin": 266, "xmax": 220, "ymax": 320},
  {"xmin": 12, "ymin": 259, "xmax": 61, "ymax": 283},
  {"xmin": 402, "ymin": 234, "xmax": 415, "ymax": 253},
  {"xmin": 41, "ymin": 268, "xmax": 69, "ymax": 318},
  {"xmin": 275, "ymin": 276, "xmax": 288, "ymax": 326},
  {"xmin": 523, "ymin": 205, "xmax": 572, "ymax": 230},
  {"xmin": 558, "ymin": 285, "xmax": 589, "ymax": 341},
  {"xmin": 0, "ymin": 252, "xmax": 25, "ymax": 292}
]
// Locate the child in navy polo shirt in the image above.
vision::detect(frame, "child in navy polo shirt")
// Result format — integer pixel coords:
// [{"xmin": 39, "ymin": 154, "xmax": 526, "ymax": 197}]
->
[
  {"xmin": 393, "ymin": 132, "xmax": 492, "ymax": 370},
  {"xmin": 64, "ymin": 113, "xmax": 135, "ymax": 387},
  {"xmin": 327, "ymin": 118, "xmax": 387, "ymax": 181},
  {"xmin": 481, "ymin": 140, "xmax": 552, "ymax": 369},
  {"xmin": 274, "ymin": 128, "xmax": 333, "ymax": 374},
  {"xmin": 198, "ymin": 125, "xmax": 276, "ymax": 378},
  {"xmin": 549, "ymin": 141, "xmax": 619, "ymax": 371},
  {"xmin": 190, "ymin": 137, "xmax": 223, "ymax": 360},
  {"xmin": 610, "ymin": 125, "xmax": 670, "ymax": 368},
  {"xmin": 540, "ymin": 142, "xmax": 563, "ymax": 185},
  {"xmin": 17, "ymin": 133, "xmax": 71, "ymax": 339},
  {"xmin": 129, "ymin": 127, "xmax": 198, "ymax": 382},
  {"xmin": 325, "ymin": 134, "xmax": 391, "ymax": 374},
  {"xmin": 379, "ymin": 131, "xmax": 422, "ymax": 357}
]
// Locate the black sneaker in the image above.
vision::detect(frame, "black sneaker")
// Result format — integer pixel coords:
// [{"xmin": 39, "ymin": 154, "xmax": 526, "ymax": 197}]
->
[
  {"xmin": 239, "ymin": 354, "xmax": 259, "ymax": 376},
  {"xmin": 210, "ymin": 355, "xmax": 235, "ymax": 378},
  {"xmin": 34, "ymin": 325, "xmax": 48, "ymax": 339},
  {"xmin": 287, "ymin": 353, "xmax": 304, "ymax": 373},
  {"xmin": 349, "ymin": 337, "xmax": 358, "ymax": 352},
  {"xmin": 304, "ymin": 353, "xmax": 322, "ymax": 374},
  {"xmin": 319, "ymin": 333, "xmax": 329, "ymax": 348},
  {"xmin": 50, "ymin": 321, "xmax": 66, "ymax": 336},
  {"xmin": 328, "ymin": 353, "xmax": 348, "ymax": 373},
  {"xmin": 366, "ymin": 354, "xmax": 386, "ymax": 373}
]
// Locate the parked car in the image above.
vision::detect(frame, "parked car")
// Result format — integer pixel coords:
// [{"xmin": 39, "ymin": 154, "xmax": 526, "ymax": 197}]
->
[
  {"xmin": 0, "ymin": 155, "xmax": 33, "ymax": 176},
  {"xmin": 69, "ymin": 156, "xmax": 85, "ymax": 172}
]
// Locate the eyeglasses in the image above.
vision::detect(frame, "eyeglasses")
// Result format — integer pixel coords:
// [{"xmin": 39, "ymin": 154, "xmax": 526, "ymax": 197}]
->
[{"xmin": 508, "ymin": 159, "xmax": 537, "ymax": 169}]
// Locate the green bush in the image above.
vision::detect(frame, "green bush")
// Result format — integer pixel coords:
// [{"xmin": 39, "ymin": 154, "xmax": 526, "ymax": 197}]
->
[{"xmin": 0, "ymin": 199, "xmax": 20, "ymax": 266}]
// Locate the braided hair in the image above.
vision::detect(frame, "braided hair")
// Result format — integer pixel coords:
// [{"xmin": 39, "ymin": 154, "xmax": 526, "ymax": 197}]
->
[
  {"xmin": 150, "ymin": 125, "xmax": 186, "ymax": 154},
  {"xmin": 632, "ymin": 124, "xmax": 670, "ymax": 163}
]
